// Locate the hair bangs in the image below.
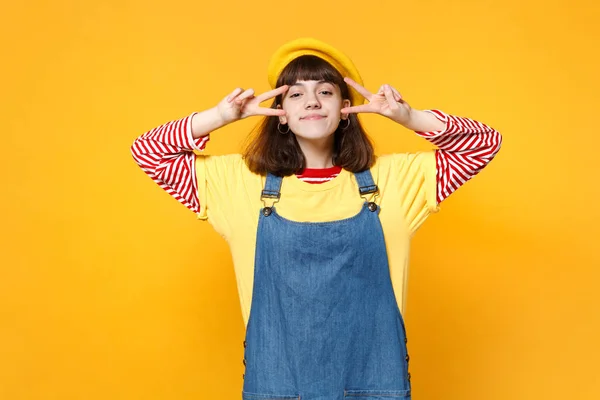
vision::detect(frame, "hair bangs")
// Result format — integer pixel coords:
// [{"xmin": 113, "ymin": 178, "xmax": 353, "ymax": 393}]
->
[{"xmin": 276, "ymin": 55, "xmax": 344, "ymax": 88}]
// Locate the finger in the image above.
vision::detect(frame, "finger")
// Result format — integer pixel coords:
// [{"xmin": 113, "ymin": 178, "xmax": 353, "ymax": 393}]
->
[
  {"xmin": 389, "ymin": 86, "xmax": 402, "ymax": 101},
  {"xmin": 343, "ymin": 77, "xmax": 372, "ymax": 101},
  {"xmin": 235, "ymin": 88, "xmax": 255, "ymax": 103},
  {"xmin": 226, "ymin": 87, "xmax": 244, "ymax": 102},
  {"xmin": 383, "ymin": 85, "xmax": 398, "ymax": 108},
  {"xmin": 379, "ymin": 84, "xmax": 401, "ymax": 101},
  {"xmin": 255, "ymin": 85, "xmax": 289, "ymax": 103},
  {"xmin": 340, "ymin": 104, "xmax": 374, "ymax": 114}
]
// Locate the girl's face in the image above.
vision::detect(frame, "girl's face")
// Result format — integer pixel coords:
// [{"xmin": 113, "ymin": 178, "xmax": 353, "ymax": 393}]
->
[{"xmin": 278, "ymin": 80, "xmax": 351, "ymax": 141}]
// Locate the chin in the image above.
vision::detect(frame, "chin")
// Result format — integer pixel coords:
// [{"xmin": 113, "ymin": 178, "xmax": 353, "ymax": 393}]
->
[
  {"xmin": 292, "ymin": 130, "xmax": 335, "ymax": 141},
  {"xmin": 290, "ymin": 126, "xmax": 336, "ymax": 140}
]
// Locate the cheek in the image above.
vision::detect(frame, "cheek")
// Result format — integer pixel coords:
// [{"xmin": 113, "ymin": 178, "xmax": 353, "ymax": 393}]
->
[
  {"xmin": 282, "ymin": 104, "xmax": 300, "ymax": 119},
  {"xmin": 329, "ymin": 97, "xmax": 344, "ymax": 109}
]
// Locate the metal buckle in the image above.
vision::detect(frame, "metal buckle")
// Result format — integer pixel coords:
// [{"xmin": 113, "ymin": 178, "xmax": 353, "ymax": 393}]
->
[
  {"xmin": 359, "ymin": 184, "xmax": 379, "ymax": 196},
  {"xmin": 260, "ymin": 190, "xmax": 280, "ymax": 214},
  {"xmin": 360, "ymin": 186, "xmax": 379, "ymax": 212},
  {"xmin": 360, "ymin": 187, "xmax": 379, "ymax": 202}
]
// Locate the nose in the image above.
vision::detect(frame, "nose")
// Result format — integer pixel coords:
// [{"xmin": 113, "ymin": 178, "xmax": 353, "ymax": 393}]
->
[{"xmin": 304, "ymin": 92, "xmax": 321, "ymax": 109}]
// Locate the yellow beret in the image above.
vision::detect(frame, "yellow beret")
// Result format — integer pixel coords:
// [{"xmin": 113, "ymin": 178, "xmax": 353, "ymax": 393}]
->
[{"xmin": 267, "ymin": 38, "xmax": 364, "ymax": 106}]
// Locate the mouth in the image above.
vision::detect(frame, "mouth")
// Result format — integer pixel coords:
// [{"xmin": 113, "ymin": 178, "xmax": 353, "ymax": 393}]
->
[{"xmin": 301, "ymin": 115, "xmax": 326, "ymax": 120}]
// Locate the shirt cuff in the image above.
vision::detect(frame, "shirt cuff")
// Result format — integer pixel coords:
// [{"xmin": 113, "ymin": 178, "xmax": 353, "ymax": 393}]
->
[
  {"xmin": 414, "ymin": 109, "xmax": 450, "ymax": 138},
  {"xmin": 186, "ymin": 111, "xmax": 210, "ymax": 153}
]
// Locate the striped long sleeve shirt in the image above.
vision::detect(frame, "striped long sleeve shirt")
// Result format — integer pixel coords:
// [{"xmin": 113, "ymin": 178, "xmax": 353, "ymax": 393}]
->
[{"xmin": 130, "ymin": 109, "xmax": 502, "ymax": 215}]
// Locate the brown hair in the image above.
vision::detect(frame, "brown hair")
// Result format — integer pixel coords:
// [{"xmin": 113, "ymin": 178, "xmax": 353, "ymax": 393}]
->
[{"xmin": 242, "ymin": 55, "xmax": 376, "ymax": 176}]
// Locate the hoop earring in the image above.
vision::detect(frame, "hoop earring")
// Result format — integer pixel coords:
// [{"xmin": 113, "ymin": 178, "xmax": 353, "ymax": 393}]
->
[
  {"xmin": 339, "ymin": 118, "xmax": 350, "ymax": 131},
  {"xmin": 277, "ymin": 122, "xmax": 289, "ymax": 134}
]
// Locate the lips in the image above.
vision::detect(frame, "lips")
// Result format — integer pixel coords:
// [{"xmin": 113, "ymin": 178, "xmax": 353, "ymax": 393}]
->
[{"xmin": 301, "ymin": 114, "xmax": 325, "ymax": 120}]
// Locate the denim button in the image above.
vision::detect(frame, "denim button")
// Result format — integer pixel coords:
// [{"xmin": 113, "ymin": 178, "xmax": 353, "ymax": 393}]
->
[
  {"xmin": 405, "ymin": 354, "xmax": 409, "ymax": 362},
  {"xmin": 263, "ymin": 207, "xmax": 272, "ymax": 217},
  {"xmin": 368, "ymin": 202, "xmax": 377, "ymax": 212},
  {"xmin": 243, "ymin": 340, "xmax": 247, "ymax": 348},
  {"xmin": 407, "ymin": 372, "xmax": 411, "ymax": 381},
  {"xmin": 404, "ymin": 337, "xmax": 407, "ymax": 343},
  {"xmin": 243, "ymin": 359, "xmax": 246, "ymax": 366},
  {"xmin": 243, "ymin": 373, "xmax": 245, "ymax": 379}
]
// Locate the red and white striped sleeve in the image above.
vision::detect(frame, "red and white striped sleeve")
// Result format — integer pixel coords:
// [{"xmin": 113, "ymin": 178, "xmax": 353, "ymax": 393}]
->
[
  {"xmin": 415, "ymin": 110, "xmax": 503, "ymax": 204},
  {"xmin": 130, "ymin": 112, "xmax": 209, "ymax": 214}
]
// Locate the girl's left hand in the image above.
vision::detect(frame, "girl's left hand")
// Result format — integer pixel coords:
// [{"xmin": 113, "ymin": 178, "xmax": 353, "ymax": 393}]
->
[{"xmin": 341, "ymin": 77, "xmax": 412, "ymax": 125}]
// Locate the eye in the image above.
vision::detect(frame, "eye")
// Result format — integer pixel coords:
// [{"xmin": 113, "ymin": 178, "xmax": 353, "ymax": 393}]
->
[
  {"xmin": 289, "ymin": 92, "xmax": 301, "ymax": 98},
  {"xmin": 320, "ymin": 90, "xmax": 333, "ymax": 95}
]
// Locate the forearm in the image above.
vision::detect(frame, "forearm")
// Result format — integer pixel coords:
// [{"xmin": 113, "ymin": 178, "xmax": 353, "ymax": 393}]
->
[
  {"xmin": 400, "ymin": 109, "xmax": 447, "ymax": 132},
  {"xmin": 191, "ymin": 106, "xmax": 228, "ymax": 139}
]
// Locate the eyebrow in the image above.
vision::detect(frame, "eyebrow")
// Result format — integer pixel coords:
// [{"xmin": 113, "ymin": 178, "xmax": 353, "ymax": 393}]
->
[{"xmin": 290, "ymin": 80, "xmax": 332, "ymax": 87}]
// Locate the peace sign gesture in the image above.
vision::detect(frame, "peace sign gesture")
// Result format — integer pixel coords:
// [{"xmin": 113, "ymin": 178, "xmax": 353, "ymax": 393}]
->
[
  {"xmin": 340, "ymin": 77, "xmax": 412, "ymax": 125},
  {"xmin": 217, "ymin": 85, "xmax": 289, "ymax": 125}
]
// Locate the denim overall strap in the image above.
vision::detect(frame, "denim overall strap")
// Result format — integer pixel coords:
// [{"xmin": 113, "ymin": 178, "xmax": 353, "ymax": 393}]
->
[
  {"xmin": 353, "ymin": 169, "xmax": 379, "ymax": 197},
  {"xmin": 261, "ymin": 172, "xmax": 283, "ymax": 201}
]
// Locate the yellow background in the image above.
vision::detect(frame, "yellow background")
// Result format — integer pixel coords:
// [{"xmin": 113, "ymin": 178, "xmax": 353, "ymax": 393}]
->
[{"xmin": 2, "ymin": 0, "xmax": 599, "ymax": 399}]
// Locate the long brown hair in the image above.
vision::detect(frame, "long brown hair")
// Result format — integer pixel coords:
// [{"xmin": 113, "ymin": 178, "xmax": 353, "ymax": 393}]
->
[{"xmin": 242, "ymin": 55, "xmax": 376, "ymax": 176}]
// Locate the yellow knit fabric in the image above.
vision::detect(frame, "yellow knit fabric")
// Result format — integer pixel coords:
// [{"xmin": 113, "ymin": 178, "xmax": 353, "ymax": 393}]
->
[{"xmin": 195, "ymin": 153, "xmax": 439, "ymax": 329}]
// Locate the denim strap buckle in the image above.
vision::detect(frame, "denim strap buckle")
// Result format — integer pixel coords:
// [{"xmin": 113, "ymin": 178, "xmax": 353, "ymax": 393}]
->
[
  {"xmin": 260, "ymin": 173, "xmax": 283, "ymax": 212},
  {"xmin": 358, "ymin": 185, "xmax": 379, "ymax": 195}
]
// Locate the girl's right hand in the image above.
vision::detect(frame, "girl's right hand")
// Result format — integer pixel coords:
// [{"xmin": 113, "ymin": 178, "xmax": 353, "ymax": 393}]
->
[{"xmin": 217, "ymin": 85, "xmax": 289, "ymax": 125}]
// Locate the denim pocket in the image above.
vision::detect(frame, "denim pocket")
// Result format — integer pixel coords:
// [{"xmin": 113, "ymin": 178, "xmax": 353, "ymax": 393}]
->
[
  {"xmin": 242, "ymin": 391, "xmax": 300, "ymax": 400},
  {"xmin": 344, "ymin": 389, "xmax": 410, "ymax": 398}
]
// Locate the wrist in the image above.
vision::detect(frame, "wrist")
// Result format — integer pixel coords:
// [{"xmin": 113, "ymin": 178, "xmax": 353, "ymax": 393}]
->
[
  {"xmin": 211, "ymin": 105, "xmax": 228, "ymax": 127},
  {"xmin": 391, "ymin": 108, "xmax": 414, "ymax": 128}
]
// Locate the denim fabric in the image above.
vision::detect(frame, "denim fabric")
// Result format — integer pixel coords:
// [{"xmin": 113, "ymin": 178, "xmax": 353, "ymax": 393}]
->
[{"xmin": 242, "ymin": 170, "xmax": 411, "ymax": 400}]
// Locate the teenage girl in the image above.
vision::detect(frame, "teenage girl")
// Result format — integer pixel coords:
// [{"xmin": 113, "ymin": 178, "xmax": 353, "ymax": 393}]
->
[{"xmin": 131, "ymin": 38, "xmax": 502, "ymax": 400}]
